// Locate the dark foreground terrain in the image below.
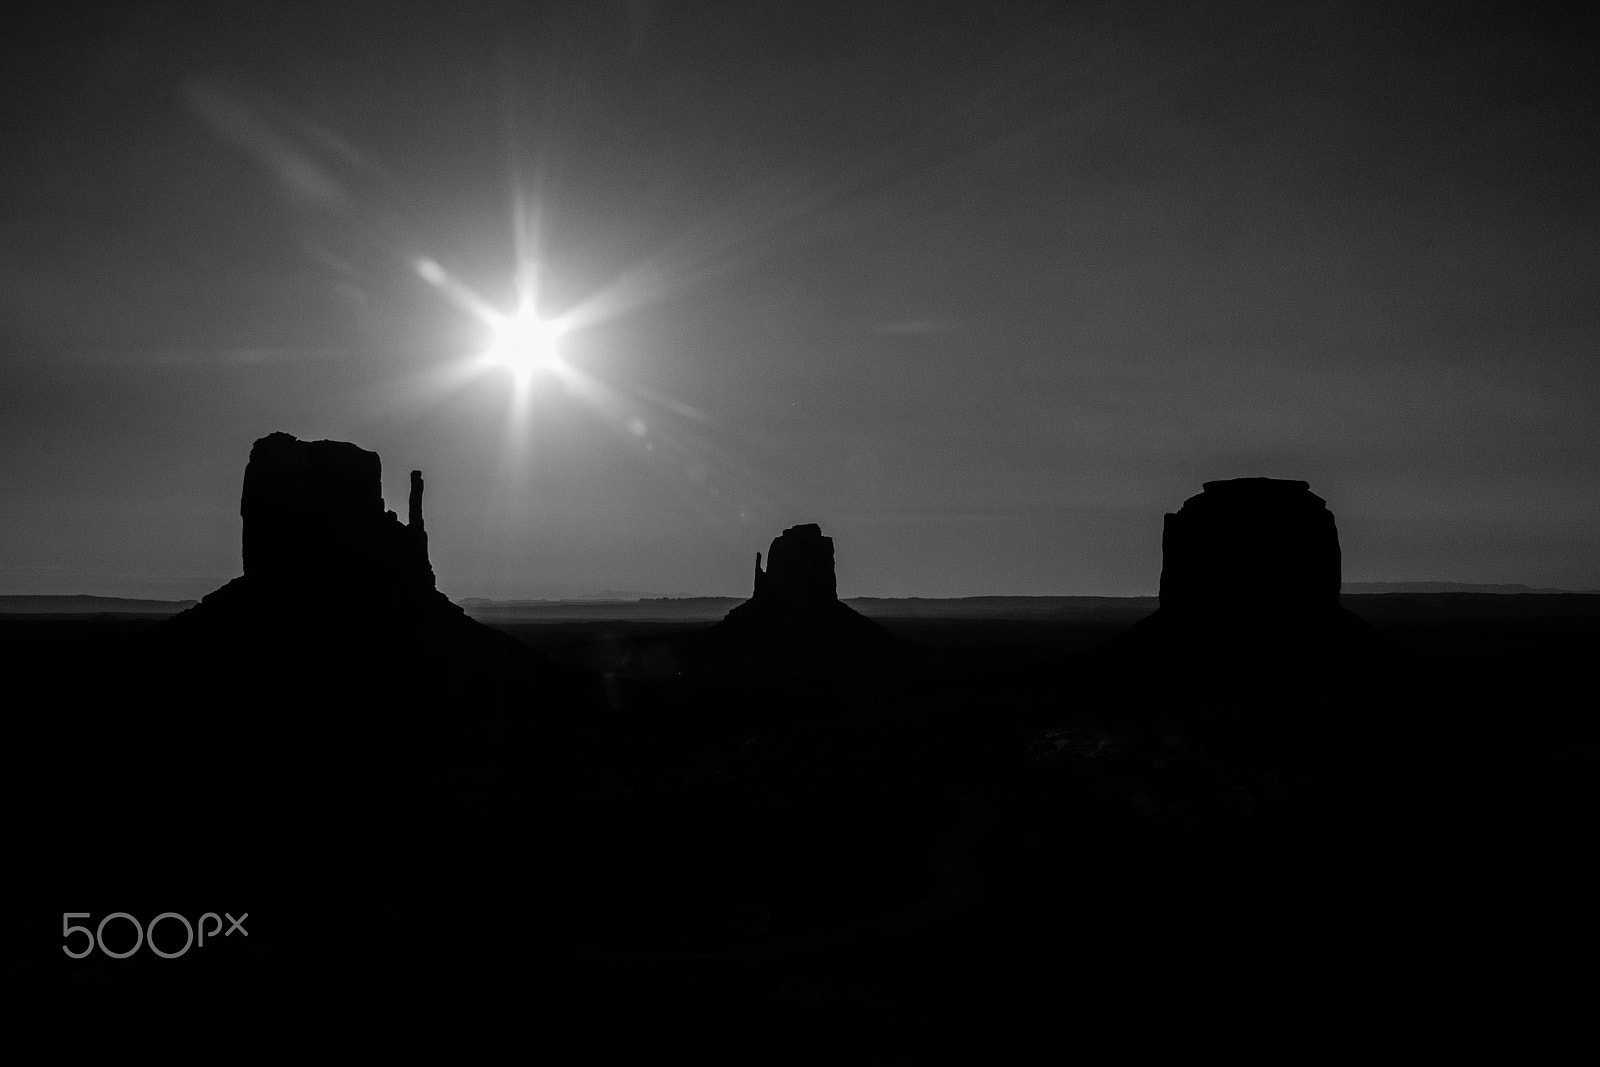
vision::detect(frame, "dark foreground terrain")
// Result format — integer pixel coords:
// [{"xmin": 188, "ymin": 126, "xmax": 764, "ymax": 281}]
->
[{"xmin": 10, "ymin": 594, "xmax": 1596, "ymax": 1056}]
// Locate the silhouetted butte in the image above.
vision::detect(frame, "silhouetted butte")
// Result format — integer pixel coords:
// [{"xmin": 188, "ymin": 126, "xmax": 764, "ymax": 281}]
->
[
  {"xmin": 124, "ymin": 432, "xmax": 588, "ymax": 962},
  {"xmin": 1106, "ymin": 477, "xmax": 1383, "ymax": 670},
  {"xmin": 1035, "ymin": 478, "xmax": 1394, "ymax": 835},
  {"xmin": 707, "ymin": 523, "xmax": 906, "ymax": 673}
]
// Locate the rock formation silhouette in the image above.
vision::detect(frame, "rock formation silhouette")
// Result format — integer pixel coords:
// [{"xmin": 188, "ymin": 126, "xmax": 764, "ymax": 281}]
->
[
  {"xmin": 1108, "ymin": 476, "xmax": 1381, "ymax": 665},
  {"xmin": 1158, "ymin": 478, "xmax": 1341, "ymax": 618},
  {"xmin": 1153, "ymin": 481, "xmax": 1466, "ymax": 936},
  {"xmin": 1034, "ymin": 477, "xmax": 1394, "ymax": 838},
  {"xmin": 1013, "ymin": 477, "xmax": 1425, "ymax": 1039},
  {"xmin": 224, "ymin": 430, "xmax": 442, "ymax": 609},
  {"xmin": 753, "ymin": 522, "xmax": 838, "ymax": 605},
  {"xmin": 710, "ymin": 523, "xmax": 904, "ymax": 672},
  {"xmin": 127, "ymin": 432, "xmax": 589, "ymax": 961}
]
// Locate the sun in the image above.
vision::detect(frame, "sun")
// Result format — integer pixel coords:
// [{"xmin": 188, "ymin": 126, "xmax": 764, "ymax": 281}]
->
[{"xmin": 482, "ymin": 307, "xmax": 564, "ymax": 384}]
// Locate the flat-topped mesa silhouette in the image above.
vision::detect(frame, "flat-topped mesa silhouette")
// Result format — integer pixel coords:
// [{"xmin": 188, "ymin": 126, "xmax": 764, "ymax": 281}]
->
[
  {"xmin": 1081, "ymin": 476, "xmax": 1387, "ymax": 717},
  {"xmin": 1159, "ymin": 478, "xmax": 1341, "ymax": 620},
  {"xmin": 239, "ymin": 431, "xmax": 437, "ymax": 601},
  {"xmin": 710, "ymin": 523, "xmax": 903, "ymax": 670},
  {"xmin": 1115, "ymin": 476, "xmax": 1377, "ymax": 654},
  {"xmin": 1032, "ymin": 479, "xmax": 1398, "ymax": 845}
]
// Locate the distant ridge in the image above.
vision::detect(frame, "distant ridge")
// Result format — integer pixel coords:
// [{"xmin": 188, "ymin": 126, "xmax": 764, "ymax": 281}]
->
[
  {"xmin": 1342, "ymin": 581, "xmax": 1583, "ymax": 594},
  {"xmin": 9, "ymin": 587, "xmax": 1589, "ymax": 618},
  {"xmin": 457, "ymin": 597, "xmax": 743, "ymax": 621},
  {"xmin": 847, "ymin": 596, "xmax": 1157, "ymax": 619},
  {"xmin": 452, "ymin": 595, "xmax": 1165, "ymax": 624},
  {"xmin": 456, "ymin": 590, "xmax": 684, "ymax": 605},
  {"xmin": 0, "ymin": 594, "xmax": 197, "ymax": 614}
]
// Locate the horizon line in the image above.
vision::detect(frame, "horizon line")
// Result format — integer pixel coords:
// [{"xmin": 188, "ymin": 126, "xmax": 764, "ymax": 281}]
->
[{"xmin": 5, "ymin": 580, "xmax": 1599, "ymax": 606}]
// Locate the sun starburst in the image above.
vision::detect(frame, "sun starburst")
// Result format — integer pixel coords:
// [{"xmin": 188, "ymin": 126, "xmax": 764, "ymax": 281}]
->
[{"xmin": 482, "ymin": 305, "xmax": 565, "ymax": 384}]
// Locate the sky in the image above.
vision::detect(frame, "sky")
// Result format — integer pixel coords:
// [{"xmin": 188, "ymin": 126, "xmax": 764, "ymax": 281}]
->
[{"xmin": 2, "ymin": 0, "xmax": 1597, "ymax": 599}]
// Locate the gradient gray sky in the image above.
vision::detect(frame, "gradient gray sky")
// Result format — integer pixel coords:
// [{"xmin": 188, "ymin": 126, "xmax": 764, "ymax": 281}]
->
[{"xmin": 3, "ymin": 0, "xmax": 1596, "ymax": 598}]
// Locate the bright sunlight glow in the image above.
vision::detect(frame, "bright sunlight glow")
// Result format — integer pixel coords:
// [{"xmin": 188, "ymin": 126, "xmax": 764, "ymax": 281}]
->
[{"xmin": 483, "ymin": 308, "xmax": 564, "ymax": 383}]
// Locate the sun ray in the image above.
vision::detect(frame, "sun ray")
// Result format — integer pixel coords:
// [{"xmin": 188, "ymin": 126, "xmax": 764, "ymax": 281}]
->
[
  {"xmin": 343, "ymin": 354, "xmax": 498, "ymax": 426},
  {"xmin": 555, "ymin": 36, "xmax": 1085, "ymax": 337},
  {"xmin": 412, "ymin": 257, "xmax": 504, "ymax": 324}
]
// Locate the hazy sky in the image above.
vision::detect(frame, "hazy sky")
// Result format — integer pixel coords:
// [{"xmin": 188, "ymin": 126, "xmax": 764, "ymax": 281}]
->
[{"xmin": 3, "ymin": 0, "xmax": 1597, "ymax": 598}]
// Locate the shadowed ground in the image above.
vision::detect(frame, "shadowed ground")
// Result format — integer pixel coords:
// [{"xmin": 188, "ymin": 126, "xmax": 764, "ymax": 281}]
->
[{"xmin": 10, "ymin": 461, "xmax": 1593, "ymax": 1056}]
